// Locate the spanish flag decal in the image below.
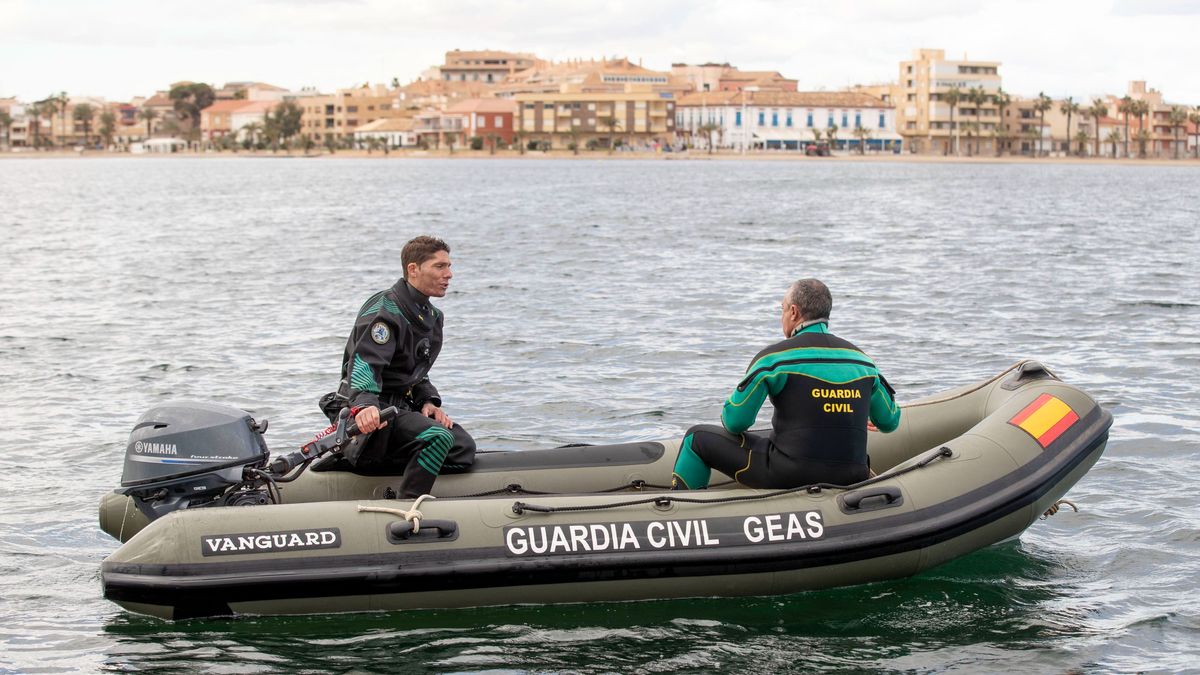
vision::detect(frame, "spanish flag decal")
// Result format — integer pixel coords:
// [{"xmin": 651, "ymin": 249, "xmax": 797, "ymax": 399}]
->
[{"xmin": 1009, "ymin": 393, "xmax": 1079, "ymax": 448}]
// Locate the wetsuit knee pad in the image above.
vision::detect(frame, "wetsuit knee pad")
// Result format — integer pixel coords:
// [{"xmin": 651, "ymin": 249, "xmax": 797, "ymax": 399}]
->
[{"xmin": 414, "ymin": 425, "xmax": 454, "ymax": 475}]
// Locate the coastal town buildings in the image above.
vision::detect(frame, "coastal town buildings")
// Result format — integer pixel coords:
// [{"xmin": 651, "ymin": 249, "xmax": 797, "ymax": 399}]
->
[
  {"xmin": 515, "ymin": 88, "xmax": 676, "ymax": 149},
  {"xmin": 671, "ymin": 63, "xmax": 798, "ymax": 93},
  {"xmin": 445, "ymin": 98, "xmax": 517, "ymax": 145},
  {"xmin": 296, "ymin": 84, "xmax": 401, "ymax": 143},
  {"xmin": 896, "ymin": 48, "xmax": 1002, "ymax": 155},
  {"xmin": 430, "ymin": 49, "xmax": 542, "ymax": 84},
  {"xmin": 213, "ymin": 81, "xmax": 290, "ymax": 102},
  {"xmin": 353, "ymin": 117, "xmax": 417, "ymax": 147},
  {"xmin": 675, "ymin": 90, "xmax": 900, "ymax": 152},
  {"xmin": 496, "ymin": 57, "xmax": 689, "ymax": 98}
]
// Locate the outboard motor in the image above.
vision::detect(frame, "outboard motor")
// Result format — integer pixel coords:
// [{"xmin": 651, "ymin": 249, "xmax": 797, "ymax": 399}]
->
[{"xmin": 119, "ymin": 402, "xmax": 270, "ymax": 522}]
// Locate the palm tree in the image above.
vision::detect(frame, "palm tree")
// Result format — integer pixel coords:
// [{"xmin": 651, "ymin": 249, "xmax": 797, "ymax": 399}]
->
[
  {"xmin": 99, "ymin": 111, "xmax": 116, "ymax": 149},
  {"xmin": 1034, "ymin": 93, "xmax": 1053, "ymax": 157},
  {"xmin": 486, "ymin": 132, "xmax": 500, "ymax": 155},
  {"xmin": 71, "ymin": 103, "xmax": 95, "ymax": 147},
  {"xmin": 1134, "ymin": 99, "xmax": 1151, "ymax": 158},
  {"xmin": 139, "ymin": 107, "xmax": 158, "ymax": 139},
  {"xmin": 0, "ymin": 111, "xmax": 12, "ymax": 150},
  {"xmin": 1060, "ymin": 97, "xmax": 1079, "ymax": 157},
  {"xmin": 598, "ymin": 115, "xmax": 621, "ymax": 154},
  {"xmin": 445, "ymin": 133, "xmax": 456, "ymax": 155},
  {"xmin": 1117, "ymin": 95, "xmax": 1134, "ymax": 158},
  {"xmin": 27, "ymin": 103, "xmax": 43, "ymax": 149},
  {"xmin": 1189, "ymin": 108, "xmax": 1200, "ymax": 159},
  {"xmin": 1168, "ymin": 106, "xmax": 1187, "ymax": 159},
  {"xmin": 993, "ymin": 89, "xmax": 1011, "ymax": 156},
  {"xmin": 240, "ymin": 121, "xmax": 262, "ymax": 150},
  {"xmin": 1086, "ymin": 98, "xmax": 1108, "ymax": 158},
  {"xmin": 1135, "ymin": 127, "xmax": 1151, "ymax": 159},
  {"xmin": 51, "ymin": 91, "xmax": 69, "ymax": 146},
  {"xmin": 961, "ymin": 121, "xmax": 977, "ymax": 156},
  {"xmin": 968, "ymin": 86, "xmax": 988, "ymax": 155},
  {"xmin": 514, "ymin": 129, "xmax": 527, "ymax": 155},
  {"xmin": 826, "ymin": 124, "xmax": 839, "ymax": 152},
  {"xmin": 943, "ymin": 86, "xmax": 962, "ymax": 155},
  {"xmin": 852, "ymin": 125, "xmax": 871, "ymax": 154},
  {"xmin": 1074, "ymin": 129, "xmax": 1090, "ymax": 156},
  {"xmin": 1105, "ymin": 129, "xmax": 1122, "ymax": 158},
  {"xmin": 698, "ymin": 121, "xmax": 721, "ymax": 154}
]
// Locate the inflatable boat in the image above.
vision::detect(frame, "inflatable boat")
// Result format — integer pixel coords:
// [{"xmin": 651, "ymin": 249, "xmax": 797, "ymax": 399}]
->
[{"xmin": 99, "ymin": 360, "xmax": 1111, "ymax": 619}]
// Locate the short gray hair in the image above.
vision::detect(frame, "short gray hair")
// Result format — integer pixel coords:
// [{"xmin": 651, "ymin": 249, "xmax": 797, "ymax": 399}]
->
[{"xmin": 786, "ymin": 278, "xmax": 832, "ymax": 320}]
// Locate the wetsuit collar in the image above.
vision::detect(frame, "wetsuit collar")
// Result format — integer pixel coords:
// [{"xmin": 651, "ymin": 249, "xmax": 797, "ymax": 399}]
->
[
  {"xmin": 791, "ymin": 318, "xmax": 829, "ymax": 337},
  {"xmin": 394, "ymin": 278, "xmax": 431, "ymax": 309}
]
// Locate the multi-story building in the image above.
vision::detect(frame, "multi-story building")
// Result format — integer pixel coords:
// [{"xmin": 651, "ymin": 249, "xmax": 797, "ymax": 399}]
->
[
  {"xmin": 672, "ymin": 63, "xmax": 798, "ymax": 93},
  {"xmin": 896, "ymin": 48, "xmax": 1002, "ymax": 155},
  {"xmin": 515, "ymin": 88, "xmax": 676, "ymax": 149},
  {"xmin": 445, "ymin": 98, "xmax": 518, "ymax": 145},
  {"xmin": 499, "ymin": 58, "xmax": 690, "ymax": 98},
  {"xmin": 297, "ymin": 84, "xmax": 401, "ymax": 143},
  {"xmin": 214, "ymin": 81, "xmax": 290, "ymax": 102},
  {"xmin": 675, "ymin": 90, "xmax": 900, "ymax": 152},
  {"xmin": 436, "ymin": 49, "xmax": 542, "ymax": 84}
]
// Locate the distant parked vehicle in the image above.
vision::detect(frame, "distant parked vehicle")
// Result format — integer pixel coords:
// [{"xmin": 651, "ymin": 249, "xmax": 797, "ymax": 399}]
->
[{"xmin": 805, "ymin": 143, "xmax": 831, "ymax": 157}]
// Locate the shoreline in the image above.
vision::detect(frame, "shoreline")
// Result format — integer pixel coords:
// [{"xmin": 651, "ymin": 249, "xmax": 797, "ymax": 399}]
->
[{"xmin": 2, "ymin": 148, "xmax": 1199, "ymax": 167}]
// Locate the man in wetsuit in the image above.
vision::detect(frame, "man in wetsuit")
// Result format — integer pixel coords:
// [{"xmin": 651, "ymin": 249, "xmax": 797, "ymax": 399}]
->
[
  {"xmin": 671, "ymin": 278, "xmax": 900, "ymax": 490},
  {"xmin": 329, "ymin": 235, "xmax": 475, "ymax": 497}
]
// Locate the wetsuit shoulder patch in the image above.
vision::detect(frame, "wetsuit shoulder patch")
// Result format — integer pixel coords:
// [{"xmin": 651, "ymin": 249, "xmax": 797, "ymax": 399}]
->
[{"xmin": 370, "ymin": 321, "xmax": 391, "ymax": 344}]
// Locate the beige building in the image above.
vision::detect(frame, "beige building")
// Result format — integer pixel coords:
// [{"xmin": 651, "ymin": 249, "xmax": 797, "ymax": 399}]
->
[
  {"xmin": 515, "ymin": 88, "xmax": 676, "ymax": 149},
  {"xmin": 297, "ymin": 84, "xmax": 402, "ymax": 143},
  {"xmin": 436, "ymin": 49, "xmax": 542, "ymax": 84},
  {"xmin": 498, "ymin": 57, "xmax": 690, "ymax": 98},
  {"xmin": 671, "ymin": 63, "xmax": 798, "ymax": 93},
  {"xmin": 897, "ymin": 48, "xmax": 1002, "ymax": 155}
]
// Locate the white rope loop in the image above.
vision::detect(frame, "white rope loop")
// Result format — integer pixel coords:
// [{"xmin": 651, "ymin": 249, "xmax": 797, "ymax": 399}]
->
[{"xmin": 357, "ymin": 494, "xmax": 436, "ymax": 533}]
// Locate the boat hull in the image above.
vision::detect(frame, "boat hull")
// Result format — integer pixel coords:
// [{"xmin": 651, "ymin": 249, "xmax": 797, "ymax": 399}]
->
[{"xmin": 101, "ymin": 361, "xmax": 1111, "ymax": 619}]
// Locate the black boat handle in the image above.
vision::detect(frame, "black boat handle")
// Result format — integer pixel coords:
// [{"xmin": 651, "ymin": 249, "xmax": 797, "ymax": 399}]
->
[
  {"xmin": 388, "ymin": 519, "xmax": 458, "ymax": 540},
  {"xmin": 839, "ymin": 486, "xmax": 904, "ymax": 514}
]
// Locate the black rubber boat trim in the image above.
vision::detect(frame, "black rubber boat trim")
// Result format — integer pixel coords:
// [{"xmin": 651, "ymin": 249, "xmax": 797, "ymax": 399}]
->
[{"xmin": 102, "ymin": 408, "xmax": 1111, "ymax": 617}]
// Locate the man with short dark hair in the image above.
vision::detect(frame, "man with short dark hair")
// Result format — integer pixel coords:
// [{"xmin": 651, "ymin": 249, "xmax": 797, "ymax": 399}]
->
[
  {"xmin": 672, "ymin": 278, "xmax": 900, "ymax": 490},
  {"xmin": 326, "ymin": 235, "xmax": 475, "ymax": 497}
]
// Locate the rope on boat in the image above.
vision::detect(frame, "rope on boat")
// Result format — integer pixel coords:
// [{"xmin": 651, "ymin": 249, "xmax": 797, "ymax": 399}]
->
[
  {"xmin": 1040, "ymin": 499, "xmax": 1078, "ymax": 519},
  {"xmin": 511, "ymin": 447, "xmax": 954, "ymax": 515},
  {"xmin": 446, "ymin": 478, "xmax": 718, "ymax": 500},
  {"xmin": 358, "ymin": 494, "xmax": 436, "ymax": 533}
]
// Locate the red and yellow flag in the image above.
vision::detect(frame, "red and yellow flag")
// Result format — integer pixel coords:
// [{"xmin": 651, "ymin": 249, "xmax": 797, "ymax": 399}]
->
[{"xmin": 1009, "ymin": 393, "xmax": 1079, "ymax": 448}]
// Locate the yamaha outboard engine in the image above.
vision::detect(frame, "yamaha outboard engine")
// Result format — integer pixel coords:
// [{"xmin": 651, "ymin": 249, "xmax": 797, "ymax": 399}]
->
[{"xmin": 119, "ymin": 402, "xmax": 270, "ymax": 522}]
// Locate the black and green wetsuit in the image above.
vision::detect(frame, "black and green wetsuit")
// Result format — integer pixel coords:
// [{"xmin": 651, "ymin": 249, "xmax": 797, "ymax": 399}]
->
[
  {"xmin": 672, "ymin": 320, "xmax": 900, "ymax": 489},
  {"xmin": 336, "ymin": 278, "xmax": 475, "ymax": 497}
]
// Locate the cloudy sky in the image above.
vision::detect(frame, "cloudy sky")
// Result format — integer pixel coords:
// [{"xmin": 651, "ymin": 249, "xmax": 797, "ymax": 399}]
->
[{"xmin": 3, "ymin": 0, "xmax": 1199, "ymax": 104}]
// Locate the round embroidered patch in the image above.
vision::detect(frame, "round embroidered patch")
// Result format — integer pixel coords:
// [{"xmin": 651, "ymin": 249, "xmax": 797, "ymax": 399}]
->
[{"xmin": 370, "ymin": 321, "xmax": 391, "ymax": 344}]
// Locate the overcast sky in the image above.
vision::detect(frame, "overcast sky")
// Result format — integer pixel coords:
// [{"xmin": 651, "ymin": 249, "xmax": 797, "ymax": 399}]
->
[{"xmin": 3, "ymin": 0, "xmax": 1199, "ymax": 104}]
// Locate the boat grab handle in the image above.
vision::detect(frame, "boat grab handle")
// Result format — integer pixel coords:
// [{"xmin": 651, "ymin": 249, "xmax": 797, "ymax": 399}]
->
[
  {"xmin": 389, "ymin": 519, "xmax": 458, "ymax": 541},
  {"xmin": 838, "ymin": 486, "xmax": 904, "ymax": 514}
]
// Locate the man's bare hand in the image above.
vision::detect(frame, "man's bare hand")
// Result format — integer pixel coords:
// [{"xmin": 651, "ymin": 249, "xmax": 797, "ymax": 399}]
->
[
  {"xmin": 421, "ymin": 402, "xmax": 453, "ymax": 429},
  {"xmin": 354, "ymin": 406, "xmax": 388, "ymax": 434}
]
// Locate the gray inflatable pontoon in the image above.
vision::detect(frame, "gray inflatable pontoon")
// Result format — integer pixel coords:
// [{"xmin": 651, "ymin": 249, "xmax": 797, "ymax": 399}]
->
[{"xmin": 99, "ymin": 360, "xmax": 1110, "ymax": 619}]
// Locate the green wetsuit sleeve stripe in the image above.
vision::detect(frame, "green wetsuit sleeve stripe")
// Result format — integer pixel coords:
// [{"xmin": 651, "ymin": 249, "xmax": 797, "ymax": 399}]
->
[
  {"xmin": 350, "ymin": 354, "xmax": 381, "ymax": 394},
  {"xmin": 722, "ymin": 379, "xmax": 766, "ymax": 433}
]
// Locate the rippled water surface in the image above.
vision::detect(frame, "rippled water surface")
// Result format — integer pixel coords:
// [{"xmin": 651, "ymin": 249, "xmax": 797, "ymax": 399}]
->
[{"xmin": 1, "ymin": 157, "xmax": 1198, "ymax": 673}]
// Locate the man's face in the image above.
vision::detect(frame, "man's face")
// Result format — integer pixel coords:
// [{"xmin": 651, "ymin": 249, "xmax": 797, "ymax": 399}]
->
[{"xmin": 407, "ymin": 250, "xmax": 453, "ymax": 298}]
